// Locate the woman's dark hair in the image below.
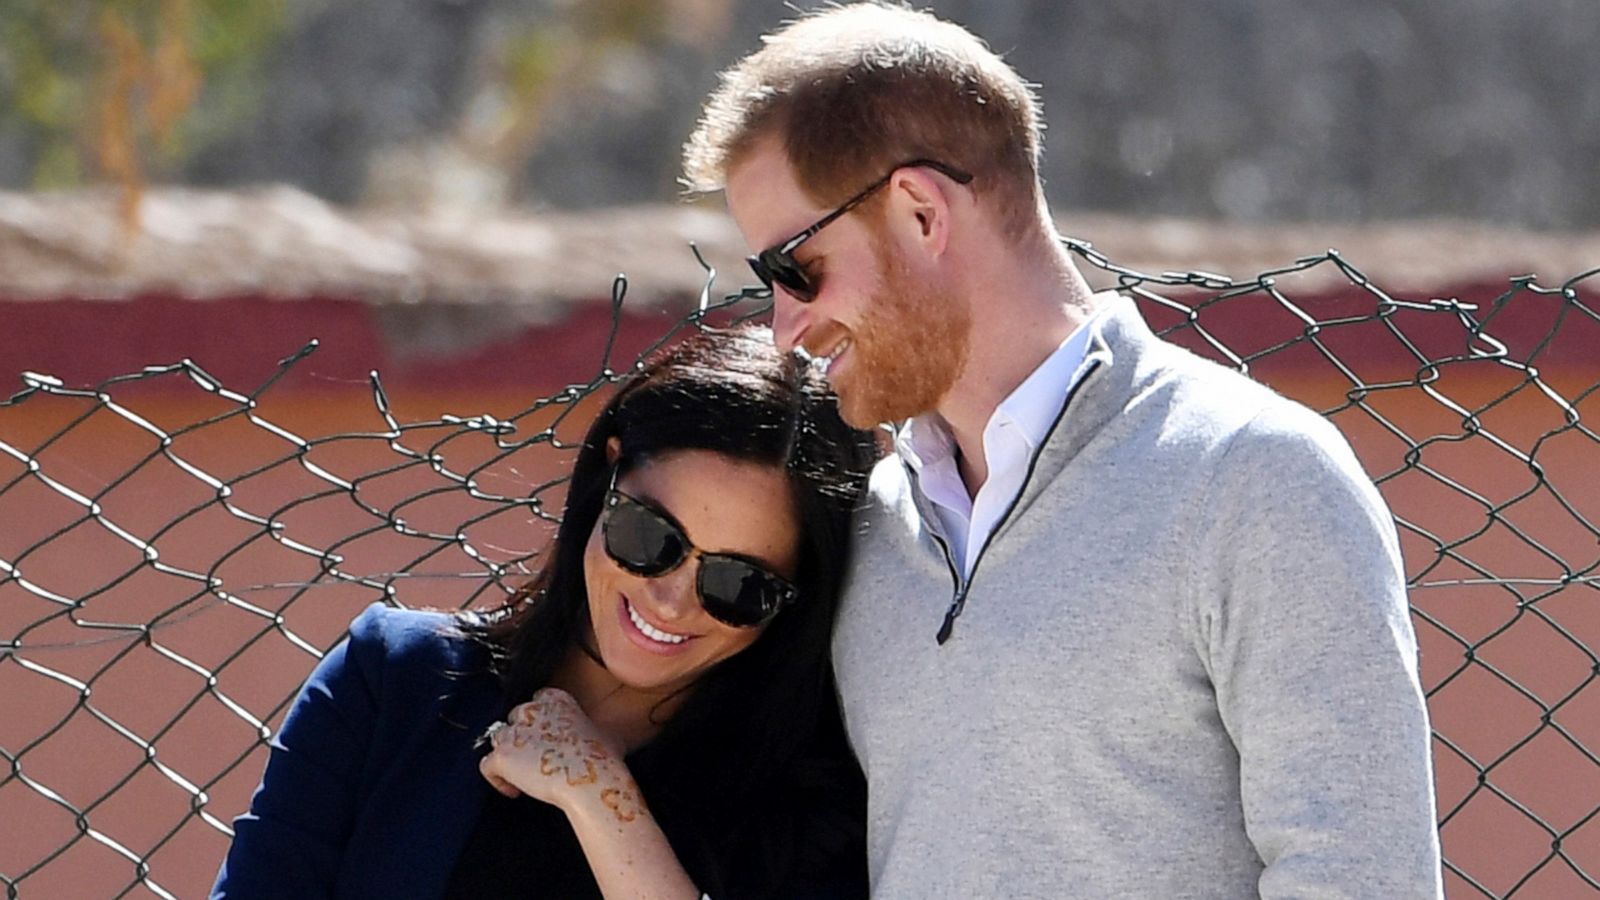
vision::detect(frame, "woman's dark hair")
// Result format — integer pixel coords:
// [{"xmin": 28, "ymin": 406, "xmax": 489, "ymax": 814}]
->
[{"xmin": 462, "ymin": 324, "xmax": 877, "ymax": 895}]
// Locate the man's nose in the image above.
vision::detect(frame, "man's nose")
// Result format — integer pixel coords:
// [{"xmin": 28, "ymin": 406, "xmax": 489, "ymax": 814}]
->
[{"xmin": 772, "ymin": 291, "xmax": 809, "ymax": 354}]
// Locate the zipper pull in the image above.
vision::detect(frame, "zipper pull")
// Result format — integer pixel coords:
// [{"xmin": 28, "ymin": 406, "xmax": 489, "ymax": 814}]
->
[{"xmin": 936, "ymin": 586, "xmax": 969, "ymax": 645}]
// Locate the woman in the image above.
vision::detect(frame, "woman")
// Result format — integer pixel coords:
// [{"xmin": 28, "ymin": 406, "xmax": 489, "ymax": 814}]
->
[{"xmin": 213, "ymin": 326, "xmax": 878, "ymax": 899}]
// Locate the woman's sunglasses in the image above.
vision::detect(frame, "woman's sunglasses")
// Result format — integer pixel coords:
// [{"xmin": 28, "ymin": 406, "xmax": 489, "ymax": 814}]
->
[
  {"xmin": 600, "ymin": 478, "xmax": 800, "ymax": 629},
  {"xmin": 746, "ymin": 158, "xmax": 974, "ymax": 303}
]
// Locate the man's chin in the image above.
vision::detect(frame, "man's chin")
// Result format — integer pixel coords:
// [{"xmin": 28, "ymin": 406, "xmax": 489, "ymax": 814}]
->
[
  {"xmin": 835, "ymin": 382, "xmax": 888, "ymax": 428},
  {"xmin": 838, "ymin": 400, "xmax": 886, "ymax": 429},
  {"xmin": 839, "ymin": 383, "xmax": 929, "ymax": 429}
]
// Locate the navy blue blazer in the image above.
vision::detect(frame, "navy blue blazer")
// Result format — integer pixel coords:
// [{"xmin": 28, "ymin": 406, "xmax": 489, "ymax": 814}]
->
[{"xmin": 212, "ymin": 604, "xmax": 504, "ymax": 899}]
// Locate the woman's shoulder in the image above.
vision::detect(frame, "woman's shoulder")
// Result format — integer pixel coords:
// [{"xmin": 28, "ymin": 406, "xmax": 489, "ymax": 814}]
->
[{"xmin": 344, "ymin": 602, "xmax": 486, "ymax": 676}]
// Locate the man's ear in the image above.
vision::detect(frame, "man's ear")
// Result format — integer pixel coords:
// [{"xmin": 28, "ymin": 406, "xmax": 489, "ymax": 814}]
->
[
  {"xmin": 886, "ymin": 167, "xmax": 954, "ymax": 259},
  {"xmin": 605, "ymin": 436, "xmax": 622, "ymax": 465}
]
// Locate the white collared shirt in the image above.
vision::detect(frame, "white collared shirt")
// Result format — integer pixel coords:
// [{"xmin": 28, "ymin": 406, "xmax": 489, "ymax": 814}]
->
[{"xmin": 896, "ymin": 299, "xmax": 1112, "ymax": 578}]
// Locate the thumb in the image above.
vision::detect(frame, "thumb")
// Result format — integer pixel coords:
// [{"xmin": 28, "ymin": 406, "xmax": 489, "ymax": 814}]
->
[{"xmin": 479, "ymin": 753, "xmax": 522, "ymax": 798}]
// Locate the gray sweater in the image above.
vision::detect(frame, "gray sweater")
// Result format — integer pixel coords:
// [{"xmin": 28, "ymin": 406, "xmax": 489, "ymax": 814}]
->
[{"xmin": 833, "ymin": 297, "xmax": 1443, "ymax": 898}]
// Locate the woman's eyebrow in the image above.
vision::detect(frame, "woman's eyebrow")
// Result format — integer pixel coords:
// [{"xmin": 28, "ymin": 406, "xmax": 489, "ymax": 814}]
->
[
  {"xmin": 625, "ymin": 489, "xmax": 684, "ymax": 526},
  {"xmin": 630, "ymin": 489, "xmax": 792, "ymax": 570},
  {"xmin": 625, "ymin": 489, "xmax": 703, "ymax": 543}
]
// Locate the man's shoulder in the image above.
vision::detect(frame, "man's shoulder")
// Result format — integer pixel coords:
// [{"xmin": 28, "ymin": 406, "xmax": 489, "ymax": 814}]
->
[
  {"xmin": 1137, "ymin": 331, "xmax": 1347, "ymax": 454},
  {"xmin": 1093, "ymin": 297, "xmax": 1320, "ymax": 441},
  {"xmin": 1139, "ymin": 352, "xmax": 1382, "ymax": 523}
]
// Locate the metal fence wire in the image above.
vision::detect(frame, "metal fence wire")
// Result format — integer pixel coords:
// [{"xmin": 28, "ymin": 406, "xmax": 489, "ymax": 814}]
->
[{"xmin": 2, "ymin": 245, "xmax": 1598, "ymax": 898}]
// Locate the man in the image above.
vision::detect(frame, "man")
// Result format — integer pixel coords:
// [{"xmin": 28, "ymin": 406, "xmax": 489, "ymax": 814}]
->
[{"xmin": 684, "ymin": 4, "xmax": 1442, "ymax": 897}]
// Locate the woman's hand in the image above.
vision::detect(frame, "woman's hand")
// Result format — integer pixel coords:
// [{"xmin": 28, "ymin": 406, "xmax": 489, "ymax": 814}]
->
[
  {"xmin": 478, "ymin": 687, "xmax": 645, "ymax": 823},
  {"xmin": 478, "ymin": 688, "xmax": 702, "ymax": 899}
]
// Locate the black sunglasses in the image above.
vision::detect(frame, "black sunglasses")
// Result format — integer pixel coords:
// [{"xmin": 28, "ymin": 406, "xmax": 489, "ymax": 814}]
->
[
  {"xmin": 746, "ymin": 158, "xmax": 974, "ymax": 303},
  {"xmin": 600, "ymin": 476, "xmax": 800, "ymax": 629}
]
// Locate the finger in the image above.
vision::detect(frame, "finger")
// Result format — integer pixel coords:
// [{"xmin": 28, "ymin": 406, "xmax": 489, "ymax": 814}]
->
[
  {"xmin": 488, "ymin": 774, "xmax": 522, "ymax": 798},
  {"xmin": 479, "ymin": 754, "xmax": 522, "ymax": 798},
  {"xmin": 508, "ymin": 701, "xmax": 539, "ymax": 726},
  {"xmin": 488, "ymin": 722, "xmax": 531, "ymax": 750},
  {"xmin": 531, "ymin": 686, "xmax": 577, "ymax": 708}
]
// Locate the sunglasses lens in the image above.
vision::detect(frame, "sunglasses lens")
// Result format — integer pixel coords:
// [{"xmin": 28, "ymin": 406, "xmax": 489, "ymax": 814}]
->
[
  {"xmin": 747, "ymin": 256, "xmax": 775, "ymax": 291},
  {"xmin": 603, "ymin": 489, "xmax": 796, "ymax": 629},
  {"xmin": 751, "ymin": 250, "xmax": 816, "ymax": 302},
  {"xmin": 603, "ymin": 497, "xmax": 687, "ymax": 575},
  {"xmin": 698, "ymin": 559, "xmax": 791, "ymax": 628}
]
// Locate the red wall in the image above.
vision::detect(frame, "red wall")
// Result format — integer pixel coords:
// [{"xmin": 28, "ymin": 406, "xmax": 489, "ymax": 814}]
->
[{"xmin": 3, "ymin": 281, "xmax": 1598, "ymax": 897}]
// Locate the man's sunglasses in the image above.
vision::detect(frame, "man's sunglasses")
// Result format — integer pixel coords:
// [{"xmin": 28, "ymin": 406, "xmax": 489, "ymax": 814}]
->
[
  {"xmin": 747, "ymin": 158, "xmax": 974, "ymax": 303},
  {"xmin": 600, "ymin": 477, "xmax": 800, "ymax": 629}
]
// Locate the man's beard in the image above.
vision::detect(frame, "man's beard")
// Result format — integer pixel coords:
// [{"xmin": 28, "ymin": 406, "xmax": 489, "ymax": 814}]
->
[{"xmin": 833, "ymin": 237, "xmax": 971, "ymax": 428}]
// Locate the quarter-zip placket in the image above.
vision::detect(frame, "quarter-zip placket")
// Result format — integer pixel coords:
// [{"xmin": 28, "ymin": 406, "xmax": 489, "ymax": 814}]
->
[{"xmin": 900, "ymin": 360, "xmax": 1103, "ymax": 644}]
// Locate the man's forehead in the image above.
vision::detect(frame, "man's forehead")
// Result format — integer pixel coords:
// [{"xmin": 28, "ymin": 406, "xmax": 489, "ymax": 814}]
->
[{"xmin": 725, "ymin": 142, "xmax": 825, "ymax": 245}]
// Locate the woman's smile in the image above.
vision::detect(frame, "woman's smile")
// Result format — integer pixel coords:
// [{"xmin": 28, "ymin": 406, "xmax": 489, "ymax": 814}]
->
[
  {"xmin": 619, "ymin": 594, "xmax": 693, "ymax": 651},
  {"xmin": 583, "ymin": 449, "xmax": 800, "ymax": 694}
]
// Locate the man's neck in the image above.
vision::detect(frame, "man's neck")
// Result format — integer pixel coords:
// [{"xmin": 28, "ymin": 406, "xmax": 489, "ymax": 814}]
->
[
  {"xmin": 934, "ymin": 246, "xmax": 1096, "ymax": 498},
  {"xmin": 953, "ymin": 439, "xmax": 988, "ymax": 498}
]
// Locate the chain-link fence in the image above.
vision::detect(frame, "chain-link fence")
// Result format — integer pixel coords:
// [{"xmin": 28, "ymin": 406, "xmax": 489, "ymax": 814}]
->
[{"xmin": 2, "ymin": 246, "xmax": 1597, "ymax": 898}]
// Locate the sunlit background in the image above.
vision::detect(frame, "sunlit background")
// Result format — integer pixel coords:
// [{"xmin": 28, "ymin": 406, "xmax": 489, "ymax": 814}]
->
[
  {"xmin": 3, "ymin": 0, "xmax": 1598, "ymax": 228},
  {"xmin": 3, "ymin": 3, "xmax": 1599, "ymax": 899}
]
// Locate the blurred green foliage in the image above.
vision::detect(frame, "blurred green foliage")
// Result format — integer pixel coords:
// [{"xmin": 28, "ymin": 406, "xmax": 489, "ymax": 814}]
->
[
  {"xmin": 0, "ymin": 0, "xmax": 287, "ymax": 191},
  {"xmin": 467, "ymin": 0, "xmax": 692, "ymax": 180}
]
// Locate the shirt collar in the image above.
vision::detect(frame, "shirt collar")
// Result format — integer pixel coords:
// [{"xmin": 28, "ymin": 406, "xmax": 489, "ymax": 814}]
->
[
  {"xmin": 897, "ymin": 297, "xmax": 1115, "ymax": 468},
  {"xmin": 995, "ymin": 304, "xmax": 1106, "ymax": 448},
  {"xmin": 896, "ymin": 412, "xmax": 954, "ymax": 475}
]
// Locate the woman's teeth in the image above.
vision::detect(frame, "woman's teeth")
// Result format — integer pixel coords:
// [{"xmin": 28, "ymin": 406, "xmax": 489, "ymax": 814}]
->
[{"xmin": 627, "ymin": 599, "xmax": 688, "ymax": 644}]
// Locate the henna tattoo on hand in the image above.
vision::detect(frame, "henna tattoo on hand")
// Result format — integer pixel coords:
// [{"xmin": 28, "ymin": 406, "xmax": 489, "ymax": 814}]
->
[
  {"xmin": 540, "ymin": 748, "xmax": 600, "ymax": 785},
  {"xmin": 481, "ymin": 688, "xmax": 649, "ymax": 820},
  {"xmin": 600, "ymin": 786, "xmax": 642, "ymax": 823}
]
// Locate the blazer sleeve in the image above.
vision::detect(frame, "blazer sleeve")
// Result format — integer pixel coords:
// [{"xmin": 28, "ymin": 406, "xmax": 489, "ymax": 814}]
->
[{"xmin": 211, "ymin": 604, "xmax": 394, "ymax": 899}]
